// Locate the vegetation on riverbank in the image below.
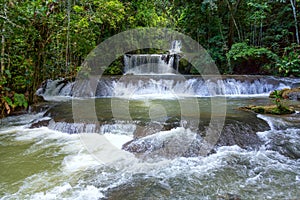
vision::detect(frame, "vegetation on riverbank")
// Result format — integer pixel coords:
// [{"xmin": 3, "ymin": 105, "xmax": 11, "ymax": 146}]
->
[
  {"xmin": 239, "ymin": 104, "xmax": 295, "ymax": 115},
  {"xmin": 240, "ymin": 88, "xmax": 299, "ymax": 115},
  {"xmin": 1, "ymin": 0, "xmax": 300, "ymax": 118}
]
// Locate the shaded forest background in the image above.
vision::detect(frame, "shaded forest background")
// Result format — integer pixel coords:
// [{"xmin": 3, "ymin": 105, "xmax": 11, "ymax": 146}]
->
[{"xmin": 0, "ymin": 0, "xmax": 300, "ymax": 116}]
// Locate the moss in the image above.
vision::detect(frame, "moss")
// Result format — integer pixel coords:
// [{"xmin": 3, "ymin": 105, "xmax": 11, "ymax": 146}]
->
[
  {"xmin": 251, "ymin": 106, "xmax": 266, "ymax": 114},
  {"xmin": 240, "ymin": 104, "xmax": 295, "ymax": 115}
]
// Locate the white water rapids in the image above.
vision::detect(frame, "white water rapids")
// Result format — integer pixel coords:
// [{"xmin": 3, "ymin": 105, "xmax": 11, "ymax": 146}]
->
[
  {"xmin": 1, "ymin": 109, "xmax": 300, "ymax": 199},
  {"xmin": 2, "ymin": 75, "xmax": 300, "ymax": 199}
]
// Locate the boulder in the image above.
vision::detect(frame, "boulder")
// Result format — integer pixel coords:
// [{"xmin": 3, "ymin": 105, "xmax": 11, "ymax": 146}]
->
[{"xmin": 123, "ymin": 114, "xmax": 269, "ymax": 158}]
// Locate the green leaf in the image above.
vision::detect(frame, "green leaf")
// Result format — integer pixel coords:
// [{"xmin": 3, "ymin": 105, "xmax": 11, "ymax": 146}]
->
[{"xmin": 3, "ymin": 96, "xmax": 14, "ymax": 107}]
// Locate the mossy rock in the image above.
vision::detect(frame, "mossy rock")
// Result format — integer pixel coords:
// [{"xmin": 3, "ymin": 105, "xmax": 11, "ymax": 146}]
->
[
  {"xmin": 239, "ymin": 105, "xmax": 295, "ymax": 115},
  {"xmin": 270, "ymin": 87, "xmax": 300, "ymax": 100}
]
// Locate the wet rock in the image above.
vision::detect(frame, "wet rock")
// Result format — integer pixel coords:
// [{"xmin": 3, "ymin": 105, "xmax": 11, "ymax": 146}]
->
[
  {"xmin": 216, "ymin": 118, "xmax": 267, "ymax": 149},
  {"xmin": 162, "ymin": 117, "xmax": 181, "ymax": 131},
  {"xmin": 29, "ymin": 102, "xmax": 52, "ymax": 113},
  {"xmin": 30, "ymin": 117, "xmax": 51, "ymax": 128},
  {"xmin": 122, "ymin": 127, "xmax": 201, "ymax": 158},
  {"xmin": 263, "ymin": 129, "xmax": 300, "ymax": 159},
  {"xmin": 104, "ymin": 176, "xmax": 171, "ymax": 200},
  {"xmin": 291, "ymin": 82, "xmax": 300, "ymax": 89},
  {"xmin": 123, "ymin": 114, "xmax": 269, "ymax": 158},
  {"xmin": 133, "ymin": 122, "xmax": 163, "ymax": 138},
  {"xmin": 269, "ymin": 87, "xmax": 300, "ymax": 100}
]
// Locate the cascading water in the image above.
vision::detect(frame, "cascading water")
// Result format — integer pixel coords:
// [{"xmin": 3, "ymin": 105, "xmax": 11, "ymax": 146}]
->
[
  {"xmin": 123, "ymin": 54, "xmax": 174, "ymax": 74},
  {"xmin": 3, "ymin": 40, "xmax": 300, "ymax": 199},
  {"xmin": 108, "ymin": 76, "xmax": 289, "ymax": 98},
  {"xmin": 1, "ymin": 110, "xmax": 300, "ymax": 199},
  {"xmin": 123, "ymin": 40, "xmax": 182, "ymax": 75},
  {"xmin": 170, "ymin": 40, "xmax": 182, "ymax": 54},
  {"xmin": 38, "ymin": 75, "xmax": 298, "ymax": 100}
]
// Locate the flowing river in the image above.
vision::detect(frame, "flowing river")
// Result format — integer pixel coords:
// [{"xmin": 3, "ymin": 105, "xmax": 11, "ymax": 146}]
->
[{"xmin": 1, "ymin": 75, "xmax": 300, "ymax": 199}]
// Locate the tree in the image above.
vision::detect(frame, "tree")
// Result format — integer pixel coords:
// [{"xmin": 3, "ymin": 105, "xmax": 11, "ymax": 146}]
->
[
  {"xmin": 289, "ymin": 0, "xmax": 299, "ymax": 44},
  {"xmin": 225, "ymin": 0, "xmax": 242, "ymax": 49}
]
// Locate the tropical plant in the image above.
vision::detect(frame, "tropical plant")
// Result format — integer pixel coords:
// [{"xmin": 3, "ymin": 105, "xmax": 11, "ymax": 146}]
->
[{"xmin": 276, "ymin": 44, "xmax": 300, "ymax": 77}]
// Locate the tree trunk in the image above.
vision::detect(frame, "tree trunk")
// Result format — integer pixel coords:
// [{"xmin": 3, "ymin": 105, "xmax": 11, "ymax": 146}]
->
[
  {"xmin": 65, "ymin": 0, "xmax": 71, "ymax": 76},
  {"xmin": 1, "ymin": 27, "xmax": 5, "ymax": 75},
  {"xmin": 226, "ymin": 0, "xmax": 242, "ymax": 49},
  {"xmin": 290, "ymin": 0, "xmax": 299, "ymax": 44},
  {"xmin": 228, "ymin": 17, "xmax": 235, "ymax": 49}
]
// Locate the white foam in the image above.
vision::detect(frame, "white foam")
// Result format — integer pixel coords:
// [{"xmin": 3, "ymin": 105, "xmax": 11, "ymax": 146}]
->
[
  {"xmin": 30, "ymin": 183, "xmax": 104, "ymax": 200},
  {"xmin": 104, "ymin": 133, "xmax": 133, "ymax": 149},
  {"xmin": 72, "ymin": 185, "xmax": 104, "ymax": 200},
  {"xmin": 30, "ymin": 183, "xmax": 72, "ymax": 199},
  {"xmin": 14, "ymin": 127, "xmax": 79, "ymax": 142},
  {"xmin": 62, "ymin": 153, "xmax": 101, "ymax": 172},
  {"xmin": 257, "ymin": 114, "xmax": 300, "ymax": 131},
  {"xmin": 42, "ymin": 95, "xmax": 73, "ymax": 102},
  {"xmin": 100, "ymin": 124, "xmax": 136, "ymax": 135}
]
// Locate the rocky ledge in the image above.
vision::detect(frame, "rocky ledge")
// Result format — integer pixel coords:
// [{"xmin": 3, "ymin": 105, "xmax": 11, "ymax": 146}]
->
[{"xmin": 269, "ymin": 87, "xmax": 300, "ymax": 100}]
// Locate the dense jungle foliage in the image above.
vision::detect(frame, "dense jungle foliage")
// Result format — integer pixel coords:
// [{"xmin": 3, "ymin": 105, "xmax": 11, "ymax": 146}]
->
[{"xmin": 0, "ymin": 0, "xmax": 300, "ymax": 117}]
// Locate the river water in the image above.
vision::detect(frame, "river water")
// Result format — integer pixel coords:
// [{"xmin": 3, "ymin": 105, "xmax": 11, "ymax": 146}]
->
[{"xmin": 1, "ymin": 75, "xmax": 300, "ymax": 199}]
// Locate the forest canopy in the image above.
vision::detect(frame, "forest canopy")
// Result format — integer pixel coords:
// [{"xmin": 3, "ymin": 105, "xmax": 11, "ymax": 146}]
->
[{"xmin": 0, "ymin": 0, "xmax": 299, "ymax": 115}]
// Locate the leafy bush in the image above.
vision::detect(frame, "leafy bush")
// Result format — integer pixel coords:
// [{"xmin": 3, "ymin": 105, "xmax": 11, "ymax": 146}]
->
[
  {"xmin": 276, "ymin": 44, "xmax": 300, "ymax": 77},
  {"xmin": 226, "ymin": 42, "xmax": 279, "ymax": 74},
  {"xmin": 2, "ymin": 93, "xmax": 28, "ymax": 109},
  {"xmin": 103, "ymin": 65, "xmax": 123, "ymax": 75},
  {"xmin": 1, "ymin": 93, "xmax": 28, "ymax": 116}
]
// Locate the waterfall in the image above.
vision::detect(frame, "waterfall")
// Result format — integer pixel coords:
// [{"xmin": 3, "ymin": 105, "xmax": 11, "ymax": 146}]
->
[
  {"xmin": 36, "ymin": 38, "xmax": 299, "ymax": 99},
  {"xmin": 123, "ymin": 40, "xmax": 182, "ymax": 74},
  {"xmin": 170, "ymin": 40, "xmax": 182, "ymax": 54},
  {"xmin": 35, "ymin": 79, "xmax": 74, "ymax": 99},
  {"xmin": 124, "ymin": 54, "xmax": 174, "ymax": 74},
  {"xmin": 37, "ymin": 75, "xmax": 299, "ymax": 99},
  {"xmin": 106, "ymin": 77, "xmax": 289, "ymax": 98}
]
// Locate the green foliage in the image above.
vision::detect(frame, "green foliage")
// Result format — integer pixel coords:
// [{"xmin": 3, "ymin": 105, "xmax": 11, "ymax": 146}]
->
[
  {"xmin": 226, "ymin": 42, "xmax": 278, "ymax": 74},
  {"xmin": 227, "ymin": 42, "xmax": 277, "ymax": 62},
  {"xmin": 2, "ymin": 96, "xmax": 13, "ymax": 108},
  {"xmin": 104, "ymin": 65, "xmax": 122, "ymax": 75},
  {"xmin": 13, "ymin": 93, "xmax": 28, "ymax": 109},
  {"xmin": 104, "ymin": 58, "xmax": 123, "ymax": 75},
  {"xmin": 127, "ymin": 0, "xmax": 170, "ymax": 27},
  {"xmin": 243, "ymin": 104, "xmax": 295, "ymax": 115},
  {"xmin": 2, "ymin": 93, "xmax": 28, "ymax": 109},
  {"xmin": 271, "ymin": 90, "xmax": 283, "ymax": 107},
  {"xmin": 276, "ymin": 44, "xmax": 300, "ymax": 77},
  {"xmin": 0, "ymin": 0, "xmax": 300, "ymax": 118}
]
